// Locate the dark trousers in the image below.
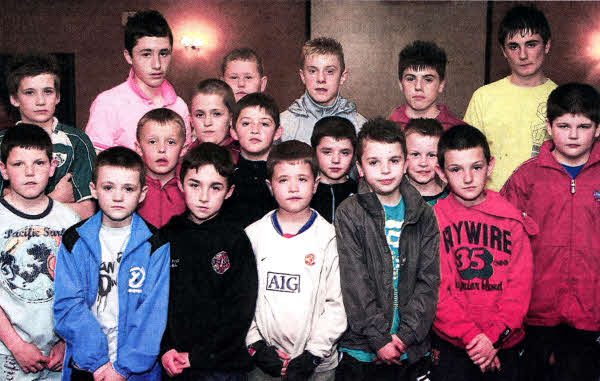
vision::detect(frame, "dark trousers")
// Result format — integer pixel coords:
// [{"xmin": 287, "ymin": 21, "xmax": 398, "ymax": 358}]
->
[
  {"xmin": 521, "ymin": 324, "xmax": 600, "ymax": 381},
  {"xmin": 335, "ymin": 352, "xmax": 431, "ymax": 381},
  {"xmin": 167, "ymin": 369, "xmax": 248, "ymax": 381},
  {"xmin": 429, "ymin": 334, "xmax": 521, "ymax": 381}
]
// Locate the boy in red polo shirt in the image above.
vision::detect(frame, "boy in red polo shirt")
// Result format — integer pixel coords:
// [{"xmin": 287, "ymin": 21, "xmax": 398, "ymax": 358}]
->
[
  {"xmin": 389, "ymin": 41, "xmax": 463, "ymax": 131},
  {"xmin": 135, "ymin": 108, "xmax": 187, "ymax": 228}
]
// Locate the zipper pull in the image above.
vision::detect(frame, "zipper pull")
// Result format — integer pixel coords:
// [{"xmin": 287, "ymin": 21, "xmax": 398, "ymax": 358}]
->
[{"xmin": 571, "ymin": 179, "xmax": 576, "ymax": 194}]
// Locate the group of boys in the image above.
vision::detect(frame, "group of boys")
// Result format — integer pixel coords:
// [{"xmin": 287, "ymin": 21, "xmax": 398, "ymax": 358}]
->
[{"xmin": 0, "ymin": 3, "xmax": 598, "ymax": 381}]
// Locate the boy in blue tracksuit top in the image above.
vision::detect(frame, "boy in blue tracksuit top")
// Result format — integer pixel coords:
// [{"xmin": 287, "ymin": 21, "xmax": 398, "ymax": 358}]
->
[{"xmin": 54, "ymin": 147, "xmax": 170, "ymax": 381}]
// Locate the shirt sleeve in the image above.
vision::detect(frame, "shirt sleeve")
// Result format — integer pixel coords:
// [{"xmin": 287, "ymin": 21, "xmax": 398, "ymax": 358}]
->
[
  {"xmin": 67, "ymin": 130, "xmax": 96, "ymax": 201},
  {"xmin": 463, "ymin": 90, "xmax": 483, "ymax": 131},
  {"xmin": 85, "ymin": 94, "xmax": 119, "ymax": 151},
  {"xmin": 53, "ymin": 240, "xmax": 111, "ymax": 373}
]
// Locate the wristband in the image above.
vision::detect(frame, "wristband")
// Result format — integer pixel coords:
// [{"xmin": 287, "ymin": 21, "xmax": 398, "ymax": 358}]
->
[{"xmin": 492, "ymin": 327, "xmax": 512, "ymax": 349}]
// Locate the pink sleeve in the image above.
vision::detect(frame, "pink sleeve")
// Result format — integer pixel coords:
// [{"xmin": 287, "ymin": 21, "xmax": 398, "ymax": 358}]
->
[{"xmin": 85, "ymin": 95, "xmax": 119, "ymax": 151}]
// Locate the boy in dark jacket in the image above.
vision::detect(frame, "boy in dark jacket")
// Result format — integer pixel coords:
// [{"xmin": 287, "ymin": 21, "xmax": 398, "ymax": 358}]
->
[
  {"xmin": 502, "ymin": 83, "xmax": 600, "ymax": 381},
  {"xmin": 160, "ymin": 143, "xmax": 258, "ymax": 381},
  {"xmin": 334, "ymin": 118, "xmax": 440, "ymax": 380},
  {"xmin": 310, "ymin": 116, "xmax": 357, "ymax": 223},
  {"xmin": 433, "ymin": 125, "xmax": 535, "ymax": 381}
]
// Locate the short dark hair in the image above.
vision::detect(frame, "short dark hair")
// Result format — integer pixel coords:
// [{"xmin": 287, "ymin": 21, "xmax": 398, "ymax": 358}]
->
[
  {"xmin": 93, "ymin": 146, "xmax": 146, "ymax": 187},
  {"xmin": 191, "ymin": 79, "xmax": 236, "ymax": 117},
  {"xmin": 6, "ymin": 54, "xmax": 61, "ymax": 96},
  {"xmin": 398, "ymin": 40, "xmax": 447, "ymax": 80},
  {"xmin": 221, "ymin": 48, "xmax": 264, "ymax": 77},
  {"xmin": 180, "ymin": 142, "xmax": 235, "ymax": 188},
  {"xmin": 267, "ymin": 140, "xmax": 318, "ymax": 180},
  {"xmin": 124, "ymin": 10, "xmax": 173, "ymax": 54},
  {"xmin": 437, "ymin": 124, "xmax": 491, "ymax": 169},
  {"xmin": 547, "ymin": 82, "xmax": 600, "ymax": 125},
  {"xmin": 136, "ymin": 108, "xmax": 186, "ymax": 141},
  {"xmin": 357, "ymin": 118, "xmax": 407, "ymax": 162},
  {"xmin": 311, "ymin": 116, "xmax": 357, "ymax": 150},
  {"xmin": 1, "ymin": 124, "xmax": 53, "ymax": 164},
  {"xmin": 302, "ymin": 37, "xmax": 345, "ymax": 72},
  {"xmin": 404, "ymin": 118, "xmax": 444, "ymax": 138},
  {"xmin": 233, "ymin": 92, "xmax": 280, "ymax": 128},
  {"xmin": 498, "ymin": 4, "xmax": 551, "ymax": 46}
]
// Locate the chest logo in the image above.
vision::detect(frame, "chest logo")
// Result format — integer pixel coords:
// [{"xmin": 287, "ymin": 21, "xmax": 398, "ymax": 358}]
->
[
  {"xmin": 128, "ymin": 266, "xmax": 145, "ymax": 293},
  {"xmin": 594, "ymin": 190, "xmax": 600, "ymax": 202},
  {"xmin": 305, "ymin": 254, "xmax": 316, "ymax": 266},
  {"xmin": 52, "ymin": 152, "xmax": 67, "ymax": 168},
  {"xmin": 212, "ymin": 251, "xmax": 230, "ymax": 275},
  {"xmin": 266, "ymin": 272, "xmax": 300, "ymax": 293}
]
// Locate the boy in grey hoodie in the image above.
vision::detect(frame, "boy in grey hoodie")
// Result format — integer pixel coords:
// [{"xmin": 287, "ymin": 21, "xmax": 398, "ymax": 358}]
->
[{"xmin": 280, "ymin": 37, "xmax": 366, "ymax": 144}]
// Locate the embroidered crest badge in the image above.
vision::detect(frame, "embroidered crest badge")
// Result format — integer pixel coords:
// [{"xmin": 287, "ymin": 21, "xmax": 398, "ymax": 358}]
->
[
  {"xmin": 305, "ymin": 253, "xmax": 316, "ymax": 266},
  {"xmin": 594, "ymin": 190, "xmax": 600, "ymax": 202},
  {"xmin": 212, "ymin": 251, "xmax": 230, "ymax": 274}
]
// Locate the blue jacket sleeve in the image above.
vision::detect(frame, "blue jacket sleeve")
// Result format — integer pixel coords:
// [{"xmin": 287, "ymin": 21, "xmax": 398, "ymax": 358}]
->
[
  {"xmin": 53, "ymin": 241, "xmax": 110, "ymax": 373},
  {"xmin": 113, "ymin": 242, "xmax": 170, "ymax": 378}
]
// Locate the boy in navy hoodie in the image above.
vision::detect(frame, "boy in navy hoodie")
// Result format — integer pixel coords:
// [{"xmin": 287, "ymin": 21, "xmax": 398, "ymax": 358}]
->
[
  {"xmin": 160, "ymin": 143, "xmax": 258, "ymax": 380},
  {"xmin": 54, "ymin": 147, "xmax": 170, "ymax": 381},
  {"xmin": 310, "ymin": 116, "xmax": 357, "ymax": 223}
]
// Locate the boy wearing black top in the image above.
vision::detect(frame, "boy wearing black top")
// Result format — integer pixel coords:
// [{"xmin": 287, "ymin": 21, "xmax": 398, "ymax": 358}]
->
[
  {"xmin": 222, "ymin": 93, "xmax": 281, "ymax": 228},
  {"xmin": 310, "ymin": 116, "xmax": 357, "ymax": 223},
  {"xmin": 160, "ymin": 143, "xmax": 258, "ymax": 380}
]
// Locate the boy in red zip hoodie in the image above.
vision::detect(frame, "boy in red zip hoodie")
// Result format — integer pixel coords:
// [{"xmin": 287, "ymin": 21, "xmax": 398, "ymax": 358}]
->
[
  {"xmin": 501, "ymin": 83, "xmax": 600, "ymax": 381},
  {"xmin": 432, "ymin": 124, "xmax": 536, "ymax": 381}
]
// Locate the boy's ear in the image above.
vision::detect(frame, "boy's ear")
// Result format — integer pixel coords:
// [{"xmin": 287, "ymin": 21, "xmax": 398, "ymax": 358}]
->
[
  {"xmin": 138, "ymin": 185, "xmax": 149, "ymax": 205},
  {"xmin": 230, "ymin": 126, "xmax": 239, "ymax": 141},
  {"xmin": 298, "ymin": 68, "xmax": 306, "ymax": 86},
  {"xmin": 434, "ymin": 165, "xmax": 447, "ymax": 184},
  {"xmin": 123, "ymin": 49, "xmax": 133, "ymax": 66},
  {"xmin": 260, "ymin": 76, "xmax": 268, "ymax": 92},
  {"xmin": 486, "ymin": 156, "xmax": 495, "ymax": 179},
  {"xmin": 134, "ymin": 141, "xmax": 143, "ymax": 156},
  {"xmin": 49, "ymin": 158, "xmax": 58, "ymax": 178},
  {"xmin": 273, "ymin": 125, "xmax": 283, "ymax": 142},
  {"xmin": 177, "ymin": 177, "xmax": 183, "ymax": 193},
  {"xmin": 89, "ymin": 182, "xmax": 98, "ymax": 199},
  {"xmin": 225, "ymin": 184, "xmax": 235, "ymax": 200},
  {"xmin": 546, "ymin": 119, "xmax": 553, "ymax": 138},
  {"xmin": 9, "ymin": 94, "xmax": 20, "ymax": 108},
  {"xmin": 312, "ymin": 175, "xmax": 320, "ymax": 194},
  {"xmin": 594, "ymin": 124, "xmax": 600, "ymax": 139},
  {"xmin": 339, "ymin": 69, "xmax": 348, "ymax": 87},
  {"xmin": 544, "ymin": 39, "xmax": 551, "ymax": 55},
  {"xmin": 265, "ymin": 179, "xmax": 273, "ymax": 196},
  {"xmin": 397, "ymin": 79, "xmax": 405, "ymax": 94},
  {"xmin": 0, "ymin": 162, "xmax": 8, "ymax": 181},
  {"xmin": 356, "ymin": 159, "xmax": 364, "ymax": 178},
  {"xmin": 179, "ymin": 143, "xmax": 189, "ymax": 158},
  {"xmin": 438, "ymin": 79, "xmax": 447, "ymax": 94}
]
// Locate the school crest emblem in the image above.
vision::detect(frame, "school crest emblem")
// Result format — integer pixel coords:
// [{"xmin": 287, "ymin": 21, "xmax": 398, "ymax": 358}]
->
[
  {"xmin": 305, "ymin": 253, "xmax": 316, "ymax": 266},
  {"xmin": 212, "ymin": 251, "xmax": 230, "ymax": 274}
]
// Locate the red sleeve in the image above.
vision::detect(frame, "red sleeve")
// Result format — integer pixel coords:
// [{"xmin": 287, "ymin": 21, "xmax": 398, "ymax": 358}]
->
[
  {"xmin": 481, "ymin": 221, "xmax": 533, "ymax": 344},
  {"xmin": 500, "ymin": 168, "xmax": 528, "ymax": 213}
]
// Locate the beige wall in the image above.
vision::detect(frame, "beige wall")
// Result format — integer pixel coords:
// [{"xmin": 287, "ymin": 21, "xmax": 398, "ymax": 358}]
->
[{"xmin": 311, "ymin": 1, "xmax": 488, "ymax": 120}]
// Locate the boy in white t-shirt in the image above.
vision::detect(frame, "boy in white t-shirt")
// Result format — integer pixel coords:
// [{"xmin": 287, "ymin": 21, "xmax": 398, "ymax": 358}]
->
[{"xmin": 0, "ymin": 124, "xmax": 80, "ymax": 380}]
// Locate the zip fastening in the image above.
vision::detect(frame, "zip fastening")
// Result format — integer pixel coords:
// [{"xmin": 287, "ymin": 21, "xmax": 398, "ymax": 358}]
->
[
  {"xmin": 571, "ymin": 179, "xmax": 576, "ymax": 194},
  {"xmin": 330, "ymin": 185, "xmax": 336, "ymax": 223}
]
